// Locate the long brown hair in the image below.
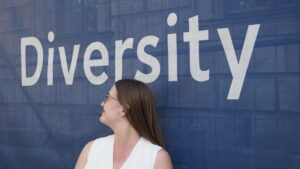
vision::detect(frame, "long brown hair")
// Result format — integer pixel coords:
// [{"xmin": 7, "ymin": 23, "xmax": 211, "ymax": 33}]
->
[{"xmin": 115, "ymin": 79, "xmax": 164, "ymax": 148}]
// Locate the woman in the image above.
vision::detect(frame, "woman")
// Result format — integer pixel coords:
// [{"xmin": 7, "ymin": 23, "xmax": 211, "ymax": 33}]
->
[{"xmin": 74, "ymin": 79, "xmax": 173, "ymax": 169}]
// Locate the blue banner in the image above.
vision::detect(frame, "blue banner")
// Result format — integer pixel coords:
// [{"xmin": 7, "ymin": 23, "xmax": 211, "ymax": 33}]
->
[{"xmin": 0, "ymin": 0, "xmax": 300, "ymax": 169}]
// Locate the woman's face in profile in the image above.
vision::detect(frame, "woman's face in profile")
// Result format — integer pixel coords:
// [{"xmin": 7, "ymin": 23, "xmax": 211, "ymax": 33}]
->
[{"xmin": 99, "ymin": 85, "xmax": 125, "ymax": 127}]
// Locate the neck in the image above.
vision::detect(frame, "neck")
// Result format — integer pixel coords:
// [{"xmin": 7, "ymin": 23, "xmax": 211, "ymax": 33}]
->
[{"xmin": 112, "ymin": 121, "xmax": 141, "ymax": 148}]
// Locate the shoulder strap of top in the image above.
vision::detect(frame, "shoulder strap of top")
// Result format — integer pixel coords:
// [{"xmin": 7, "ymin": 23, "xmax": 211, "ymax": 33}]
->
[
  {"xmin": 84, "ymin": 135, "xmax": 114, "ymax": 169},
  {"xmin": 143, "ymin": 138, "xmax": 162, "ymax": 169}
]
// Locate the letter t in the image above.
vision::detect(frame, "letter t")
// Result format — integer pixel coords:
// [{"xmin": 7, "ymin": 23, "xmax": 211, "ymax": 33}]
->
[{"xmin": 183, "ymin": 15, "xmax": 209, "ymax": 82}]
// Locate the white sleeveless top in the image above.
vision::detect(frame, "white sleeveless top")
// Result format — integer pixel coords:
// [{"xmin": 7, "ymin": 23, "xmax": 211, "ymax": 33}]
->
[{"xmin": 84, "ymin": 134, "xmax": 162, "ymax": 169}]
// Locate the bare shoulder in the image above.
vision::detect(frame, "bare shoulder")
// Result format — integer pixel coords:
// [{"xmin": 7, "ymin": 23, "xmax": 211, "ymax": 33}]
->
[
  {"xmin": 74, "ymin": 140, "xmax": 95, "ymax": 169},
  {"xmin": 154, "ymin": 149, "xmax": 173, "ymax": 169}
]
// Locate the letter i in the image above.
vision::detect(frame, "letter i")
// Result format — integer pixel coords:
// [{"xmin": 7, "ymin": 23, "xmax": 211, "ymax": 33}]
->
[
  {"xmin": 167, "ymin": 13, "xmax": 178, "ymax": 81},
  {"xmin": 47, "ymin": 31, "xmax": 54, "ymax": 85}
]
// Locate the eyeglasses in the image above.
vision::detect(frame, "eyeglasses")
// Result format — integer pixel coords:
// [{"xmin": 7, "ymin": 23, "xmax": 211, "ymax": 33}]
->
[{"xmin": 104, "ymin": 93, "xmax": 118, "ymax": 103}]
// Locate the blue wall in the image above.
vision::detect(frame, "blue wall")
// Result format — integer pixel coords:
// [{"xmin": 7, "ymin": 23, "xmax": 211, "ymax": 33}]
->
[{"xmin": 0, "ymin": 0, "xmax": 300, "ymax": 169}]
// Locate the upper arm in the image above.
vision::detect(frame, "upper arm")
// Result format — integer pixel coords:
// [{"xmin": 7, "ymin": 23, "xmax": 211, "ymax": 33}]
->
[
  {"xmin": 74, "ymin": 140, "xmax": 94, "ymax": 169},
  {"xmin": 154, "ymin": 149, "xmax": 173, "ymax": 169}
]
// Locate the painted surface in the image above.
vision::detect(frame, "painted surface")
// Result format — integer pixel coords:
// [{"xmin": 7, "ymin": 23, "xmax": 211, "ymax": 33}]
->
[{"xmin": 0, "ymin": 0, "xmax": 299, "ymax": 169}]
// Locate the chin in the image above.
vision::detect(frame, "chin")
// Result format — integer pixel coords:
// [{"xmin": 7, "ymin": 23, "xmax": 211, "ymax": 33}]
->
[
  {"xmin": 99, "ymin": 114, "xmax": 104, "ymax": 123},
  {"xmin": 99, "ymin": 115, "xmax": 108, "ymax": 125}
]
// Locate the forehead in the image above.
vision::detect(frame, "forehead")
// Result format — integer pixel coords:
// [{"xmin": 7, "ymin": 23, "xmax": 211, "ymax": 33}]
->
[{"xmin": 109, "ymin": 85, "xmax": 118, "ymax": 97}]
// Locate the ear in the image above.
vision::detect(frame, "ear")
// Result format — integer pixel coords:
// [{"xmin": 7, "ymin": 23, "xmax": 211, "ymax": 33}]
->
[{"xmin": 120, "ymin": 104, "xmax": 130, "ymax": 117}]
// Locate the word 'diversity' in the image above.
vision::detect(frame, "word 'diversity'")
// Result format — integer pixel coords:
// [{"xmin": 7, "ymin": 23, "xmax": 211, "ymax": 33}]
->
[{"xmin": 21, "ymin": 13, "xmax": 260, "ymax": 100}]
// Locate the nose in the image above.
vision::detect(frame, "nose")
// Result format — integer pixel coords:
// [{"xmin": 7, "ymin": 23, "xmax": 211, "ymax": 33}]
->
[{"xmin": 100, "ymin": 101, "xmax": 104, "ymax": 107}]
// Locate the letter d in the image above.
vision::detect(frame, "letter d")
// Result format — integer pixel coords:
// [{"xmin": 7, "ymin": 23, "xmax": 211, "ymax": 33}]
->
[{"xmin": 21, "ymin": 37, "xmax": 43, "ymax": 86}]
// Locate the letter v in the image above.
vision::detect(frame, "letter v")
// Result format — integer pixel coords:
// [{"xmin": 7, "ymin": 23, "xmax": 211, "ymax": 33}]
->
[{"xmin": 58, "ymin": 45, "xmax": 80, "ymax": 85}]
